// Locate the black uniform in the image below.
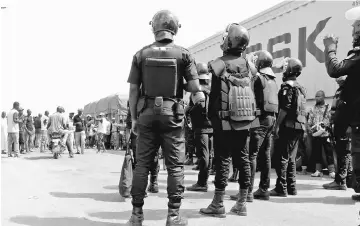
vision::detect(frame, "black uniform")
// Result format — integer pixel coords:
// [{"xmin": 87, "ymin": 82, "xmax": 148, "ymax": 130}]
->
[
  {"xmin": 187, "ymin": 88, "xmax": 213, "ymax": 189},
  {"xmin": 273, "ymin": 80, "xmax": 305, "ymax": 195},
  {"xmin": 127, "ymin": 41, "xmax": 198, "ymax": 208},
  {"xmin": 248, "ymin": 72, "xmax": 276, "ymax": 193},
  {"xmin": 325, "ymin": 45, "xmax": 360, "ymax": 195}
]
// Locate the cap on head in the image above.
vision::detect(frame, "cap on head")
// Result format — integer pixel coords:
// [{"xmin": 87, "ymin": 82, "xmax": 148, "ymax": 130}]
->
[
  {"xmin": 345, "ymin": 6, "xmax": 360, "ymax": 20},
  {"xmin": 150, "ymin": 10, "xmax": 181, "ymax": 41},
  {"xmin": 18, "ymin": 107, "xmax": 24, "ymax": 111}
]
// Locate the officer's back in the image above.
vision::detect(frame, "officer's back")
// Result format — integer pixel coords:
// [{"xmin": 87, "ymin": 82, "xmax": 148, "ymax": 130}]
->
[{"xmin": 126, "ymin": 10, "xmax": 200, "ymax": 226}]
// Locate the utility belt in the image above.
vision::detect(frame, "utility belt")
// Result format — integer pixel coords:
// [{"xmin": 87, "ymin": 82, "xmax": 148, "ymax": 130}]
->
[
  {"xmin": 137, "ymin": 96, "xmax": 185, "ymax": 120},
  {"xmin": 218, "ymin": 109, "xmax": 261, "ymax": 119}
]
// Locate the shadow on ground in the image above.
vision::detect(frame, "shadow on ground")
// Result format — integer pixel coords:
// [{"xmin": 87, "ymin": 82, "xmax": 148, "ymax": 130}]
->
[
  {"xmin": 89, "ymin": 208, "xmax": 203, "ymax": 221},
  {"xmin": 49, "ymin": 192, "xmax": 126, "ymax": 203},
  {"xmin": 268, "ymin": 196, "xmax": 355, "ymax": 205},
  {"xmin": 10, "ymin": 216, "xmax": 125, "ymax": 226},
  {"xmin": 24, "ymin": 156, "xmax": 55, "ymax": 160}
]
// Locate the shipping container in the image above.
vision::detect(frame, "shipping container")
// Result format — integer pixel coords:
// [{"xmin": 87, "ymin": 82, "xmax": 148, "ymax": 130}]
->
[{"xmin": 188, "ymin": 0, "xmax": 356, "ymax": 109}]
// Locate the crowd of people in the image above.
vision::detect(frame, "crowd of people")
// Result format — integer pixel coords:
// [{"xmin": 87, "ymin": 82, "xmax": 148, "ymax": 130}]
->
[
  {"xmin": 124, "ymin": 8, "xmax": 360, "ymax": 226},
  {"xmin": 1, "ymin": 104, "xmax": 127, "ymax": 158},
  {"xmin": 2, "ymin": 7, "xmax": 360, "ymax": 226}
]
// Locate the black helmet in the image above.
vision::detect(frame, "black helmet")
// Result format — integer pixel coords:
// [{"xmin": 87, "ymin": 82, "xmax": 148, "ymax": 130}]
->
[
  {"xmin": 196, "ymin": 63, "xmax": 210, "ymax": 80},
  {"xmin": 150, "ymin": 10, "xmax": 181, "ymax": 41},
  {"xmin": 283, "ymin": 58, "xmax": 303, "ymax": 77},
  {"xmin": 253, "ymin": 50, "xmax": 273, "ymax": 69},
  {"xmin": 222, "ymin": 23, "xmax": 250, "ymax": 52}
]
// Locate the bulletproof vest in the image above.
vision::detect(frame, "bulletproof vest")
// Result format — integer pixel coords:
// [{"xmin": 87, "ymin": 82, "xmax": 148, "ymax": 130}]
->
[
  {"xmin": 259, "ymin": 72, "xmax": 278, "ymax": 113},
  {"xmin": 285, "ymin": 80, "xmax": 307, "ymax": 124},
  {"xmin": 140, "ymin": 43, "xmax": 184, "ymax": 98},
  {"xmin": 209, "ymin": 56, "xmax": 257, "ymax": 130}
]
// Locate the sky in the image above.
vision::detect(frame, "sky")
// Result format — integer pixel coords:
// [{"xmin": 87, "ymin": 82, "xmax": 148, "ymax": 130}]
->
[{"xmin": 1, "ymin": 0, "xmax": 285, "ymax": 116}]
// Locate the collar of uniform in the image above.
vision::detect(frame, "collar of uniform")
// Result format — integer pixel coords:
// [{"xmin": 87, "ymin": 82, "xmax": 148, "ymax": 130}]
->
[{"xmin": 259, "ymin": 67, "xmax": 275, "ymax": 78}]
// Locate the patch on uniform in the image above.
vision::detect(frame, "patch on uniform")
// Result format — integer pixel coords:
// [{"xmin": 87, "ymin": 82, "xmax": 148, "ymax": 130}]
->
[
  {"xmin": 152, "ymin": 46, "xmax": 171, "ymax": 51},
  {"xmin": 283, "ymin": 89, "xmax": 287, "ymax": 95},
  {"xmin": 345, "ymin": 53, "xmax": 355, "ymax": 60}
]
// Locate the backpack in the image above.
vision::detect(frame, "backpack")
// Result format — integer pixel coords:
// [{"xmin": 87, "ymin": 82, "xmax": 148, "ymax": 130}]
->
[
  {"xmin": 210, "ymin": 58, "xmax": 257, "ymax": 124},
  {"xmin": 259, "ymin": 73, "xmax": 278, "ymax": 113}
]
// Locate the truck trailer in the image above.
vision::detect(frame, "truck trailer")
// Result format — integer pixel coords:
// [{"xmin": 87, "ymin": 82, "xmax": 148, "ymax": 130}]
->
[{"xmin": 188, "ymin": 0, "xmax": 357, "ymax": 107}]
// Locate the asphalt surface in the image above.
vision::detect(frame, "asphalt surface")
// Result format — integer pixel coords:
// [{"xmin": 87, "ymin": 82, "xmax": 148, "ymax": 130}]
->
[{"xmin": 1, "ymin": 149, "xmax": 359, "ymax": 226}]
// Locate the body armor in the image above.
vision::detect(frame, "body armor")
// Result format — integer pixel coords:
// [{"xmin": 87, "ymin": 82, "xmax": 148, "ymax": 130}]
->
[
  {"xmin": 259, "ymin": 72, "xmax": 278, "ymax": 113},
  {"xmin": 140, "ymin": 43, "xmax": 184, "ymax": 98},
  {"xmin": 209, "ymin": 56, "xmax": 257, "ymax": 130},
  {"xmin": 285, "ymin": 80, "xmax": 307, "ymax": 125}
]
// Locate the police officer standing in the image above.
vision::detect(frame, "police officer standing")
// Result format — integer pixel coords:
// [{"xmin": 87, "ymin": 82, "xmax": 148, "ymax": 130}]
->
[
  {"xmin": 200, "ymin": 23, "xmax": 259, "ymax": 217},
  {"xmin": 271, "ymin": 58, "xmax": 306, "ymax": 197},
  {"xmin": 127, "ymin": 10, "xmax": 200, "ymax": 226},
  {"xmin": 322, "ymin": 6, "xmax": 360, "ymax": 200},
  {"xmin": 186, "ymin": 63, "xmax": 213, "ymax": 192},
  {"xmin": 230, "ymin": 50, "xmax": 278, "ymax": 201}
]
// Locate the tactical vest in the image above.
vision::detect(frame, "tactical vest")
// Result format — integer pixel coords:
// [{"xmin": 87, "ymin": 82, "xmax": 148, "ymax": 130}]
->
[
  {"xmin": 259, "ymin": 73, "xmax": 278, "ymax": 114},
  {"xmin": 285, "ymin": 80, "xmax": 307, "ymax": 125},
  {"xmin": 140, "ymin": 43, "xmax": 184, "ymax": 98},
  {"xmin": 209, "ymin": 57, "xmax": 257, "ymax": 130}
]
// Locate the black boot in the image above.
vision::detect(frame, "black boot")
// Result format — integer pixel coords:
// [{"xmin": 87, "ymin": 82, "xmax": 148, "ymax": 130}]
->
[
  {"xmin": 127, "ymin": 207, "xmax": 144, "ymax": 226},
  {"xmin": 230, "ymin": 189, "xmax": 248, "ymax": 216},
  {"xmin": 228, "ymin": 169, "xmax": 238, "ymax": 182},
  {"xmin": 199, "ymin": 189, "xmax": 226, "ymax": 218},
  {"xmin": 147, "ymin": 175, "xmax": 159, "ymax": 193},
  {"xmin": 166, "ymin": 202, "xmax": 188, "ymax": 226}
]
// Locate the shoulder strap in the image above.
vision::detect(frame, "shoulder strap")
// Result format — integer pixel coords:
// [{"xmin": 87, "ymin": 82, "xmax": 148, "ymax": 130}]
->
[{"xmin": 209, "ymin": 58, "xmax": 226, "ymax": 77}]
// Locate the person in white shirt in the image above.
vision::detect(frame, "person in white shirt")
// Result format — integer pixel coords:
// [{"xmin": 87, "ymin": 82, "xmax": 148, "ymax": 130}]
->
[
  {"xmin": 66, "ymin": 112, "xmax": 75, "ymax": 157},
  {"xmin": 40, "ymin": 111, "xmax": 49, "ymax": 153},
  {"xmin": 1, "ymin": 112, "xmax": 8, "ymax": 154},
  {"xmin": 96, "ymin": 113, "xmax": 108, "ymax": 153},
  {"xmin": 7, "ymin": 102, "xmax": 22, "ymax": 157}
]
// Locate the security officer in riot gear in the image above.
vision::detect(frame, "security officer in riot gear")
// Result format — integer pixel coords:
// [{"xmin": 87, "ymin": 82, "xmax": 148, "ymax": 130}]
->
[
  {"xmin": 200, "ymin": 23, "xmax": 259, "ymax": 218},
  {"xmin": 186, "ymin": 63, "xmax": 213, "ymax": 192},
  {"xmin": 271, "ymin": 58, "xmax": 306, "ymax": 197},
  {"xmin": 127, "ymin": 10, "xmax": 200, "ymax": 226},
  {"xmin": 323, "ymin": 6, "xmax": 360, "ymax": 201},
  {"xmin": 230, "ymin": 50, "xmax": 278, "ymax": 202}
]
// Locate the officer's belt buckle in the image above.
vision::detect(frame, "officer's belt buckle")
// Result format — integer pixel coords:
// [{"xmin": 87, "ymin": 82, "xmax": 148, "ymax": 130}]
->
[{"xmin": 154, "ymin": 96, "xmax": 163, "ymax": 115}]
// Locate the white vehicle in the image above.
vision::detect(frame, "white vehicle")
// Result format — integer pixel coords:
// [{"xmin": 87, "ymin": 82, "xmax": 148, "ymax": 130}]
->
[{"xmin": 188, "ymin": 0, "xmax": 357, "ymax": 107}]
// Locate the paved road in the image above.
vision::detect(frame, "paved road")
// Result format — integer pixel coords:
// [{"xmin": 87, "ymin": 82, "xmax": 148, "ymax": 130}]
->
[{"xmin": 1, "ymin": 149, "xmax": 359, "ymax": 226}]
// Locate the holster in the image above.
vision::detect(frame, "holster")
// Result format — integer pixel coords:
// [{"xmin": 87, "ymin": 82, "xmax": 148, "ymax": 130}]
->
[{"xmin": 173, "ymin": 100, "xmax": 185, "ymax": 120}]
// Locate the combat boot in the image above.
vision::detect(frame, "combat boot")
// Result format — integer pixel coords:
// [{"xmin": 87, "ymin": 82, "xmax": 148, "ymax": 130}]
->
[
  {"xmin": 147, "ymin": 174, "xmax": 159, "ymax": 193},
  {"xmin": 199, "ymin": 189, "xmax": 226, "ymax": 218},
  {"xmin": 166, "ymin": 202, "xmax": 188, "ymax": 226},
  {"xmin": 230, "ymin": 189, "xmax": 248, "ymax": 216},
  {"xmin": 253, "ymin": 188, "xmax": 270, "ymax": 200},
  {"xmin": 127, "ymin": 207, "xmax": 144, "ymax": 226},
  {"xmin": 228, "ymin": 169, "xmax": 238, "ymax": 182},
  {"xmin": 229, "ymin": 189, "xmax": 253, "ymax": 202}
]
